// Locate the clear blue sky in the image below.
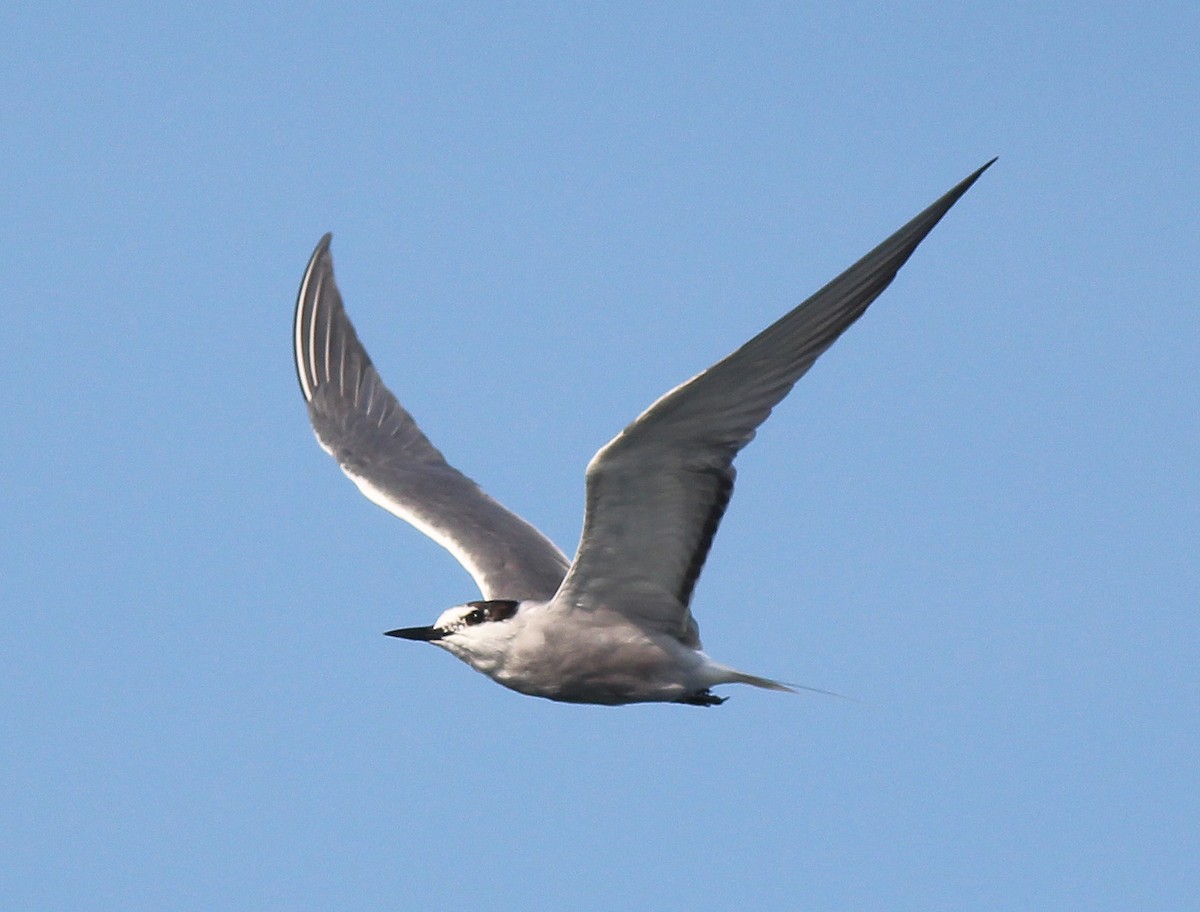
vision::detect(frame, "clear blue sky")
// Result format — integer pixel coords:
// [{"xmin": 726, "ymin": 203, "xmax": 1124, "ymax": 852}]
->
[{"xmin": 3, "ymin": 3, "xmax": 1196, "ymax": 910}]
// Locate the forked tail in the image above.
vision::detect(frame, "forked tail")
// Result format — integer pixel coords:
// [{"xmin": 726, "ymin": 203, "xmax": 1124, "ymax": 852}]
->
[
  {"xmin": 728, "ymin": 670, "xmax": 845, "ymax": 699},
  {"xmin": 729, "ymin": 670, "xmax": 796, "ymax": 693}
]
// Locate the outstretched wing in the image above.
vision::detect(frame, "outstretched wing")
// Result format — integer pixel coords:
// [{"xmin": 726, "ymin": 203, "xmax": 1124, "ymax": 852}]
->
[
  {"xmin": 553, "ymin": 161, "xmax": 994, "ymax": 645},
  {"xmin": 293, "ymin": 235, "xmax": 570, "ymax": 601}
]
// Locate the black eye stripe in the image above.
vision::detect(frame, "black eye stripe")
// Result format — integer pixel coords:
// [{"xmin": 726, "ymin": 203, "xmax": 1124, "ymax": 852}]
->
[{"xmin": 464, "ymin": 599, "xmax": 519, "ymax": 624}]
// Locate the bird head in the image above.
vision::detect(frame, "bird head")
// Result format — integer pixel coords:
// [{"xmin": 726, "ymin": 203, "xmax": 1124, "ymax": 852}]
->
[{"xmin": 385, "ymin": 599, "xmax": 521, "ymax": 670}]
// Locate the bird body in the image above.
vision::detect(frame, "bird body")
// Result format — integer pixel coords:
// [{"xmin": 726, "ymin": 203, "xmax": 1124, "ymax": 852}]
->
[
  {"xmin": 416, "ymin": 598, "xmax": 785, "ymax": 706},
  {"xmin": 293, "ymin": 161, "xmax": 992, "ymax": 706}
]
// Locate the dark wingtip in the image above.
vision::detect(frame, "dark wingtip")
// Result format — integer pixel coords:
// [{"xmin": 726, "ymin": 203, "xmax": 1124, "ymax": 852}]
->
[
  {"xmin": 304, "ymin": 233, "xmax": 333, "ymax": 274},
  {"xmin": 954, "ymin": 157, "xmax": 998, "ymax": 196},
  {"xmin": 974, "ymin": 157, "xmax": 998, "ymax": 179},
  {"xmin": 936, "ymin": 158, "xmax": 998, "ymax": 212},
  {"xmin": 877, "ymin": 158, "xmax": 995, "ymax": 269}
]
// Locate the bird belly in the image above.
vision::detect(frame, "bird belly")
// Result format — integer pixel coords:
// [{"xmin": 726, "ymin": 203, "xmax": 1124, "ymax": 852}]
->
[{"xmin": 493, "ymin": 623, "xmax": 698, "ymax": 705}]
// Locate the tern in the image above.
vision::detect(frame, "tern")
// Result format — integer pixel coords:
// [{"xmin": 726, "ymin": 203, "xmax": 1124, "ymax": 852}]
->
[{"xmin": 293, "ymin": 161, "xmax": 992, "ymax": 706}]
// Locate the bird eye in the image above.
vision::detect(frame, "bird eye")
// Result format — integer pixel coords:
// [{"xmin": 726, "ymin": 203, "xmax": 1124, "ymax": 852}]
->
[{"xmin": 461, "ymin": 600, "xmax": 518, "ymax": 626}]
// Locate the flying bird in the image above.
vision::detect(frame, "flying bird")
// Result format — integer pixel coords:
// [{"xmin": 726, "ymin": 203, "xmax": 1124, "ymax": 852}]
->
[{"xmin": 293, "ymin": 161, "xmax": 992, "ymax": 706}]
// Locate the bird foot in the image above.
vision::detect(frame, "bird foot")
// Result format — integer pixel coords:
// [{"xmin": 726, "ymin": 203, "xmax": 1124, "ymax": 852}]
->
[{"xmin": 677, "ymin": 689, "xmax": 727, "ymax": 707}]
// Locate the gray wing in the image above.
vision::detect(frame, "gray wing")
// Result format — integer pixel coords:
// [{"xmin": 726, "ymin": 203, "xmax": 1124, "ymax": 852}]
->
[
  {"xmin": 553, "ymin": 161, "xmax": 994, "ymax": 646},
  {"xmin": 293, "ymin": 235, "xmax": 570, "ymax": 601}
]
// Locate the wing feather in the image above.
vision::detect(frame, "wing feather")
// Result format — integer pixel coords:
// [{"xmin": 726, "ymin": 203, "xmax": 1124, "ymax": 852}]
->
[
  {"xmin": 554, "ymin": 161, "xmax": 994, "ymax": 642},
  {"xmin": 293, "ymin": 235, "xmax": 570, "ymax": 601}
]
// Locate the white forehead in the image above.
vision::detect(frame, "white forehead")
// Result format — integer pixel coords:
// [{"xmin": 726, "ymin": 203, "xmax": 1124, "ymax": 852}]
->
[{"xmin": 433, "ymin": 604, "xmax": 475, "ymax": 629}]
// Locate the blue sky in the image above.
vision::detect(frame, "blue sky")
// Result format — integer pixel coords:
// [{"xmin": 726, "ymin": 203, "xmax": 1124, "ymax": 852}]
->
[{"xmin": 3, "ymin": 3, "xmax": 1196, "ymax": 910}]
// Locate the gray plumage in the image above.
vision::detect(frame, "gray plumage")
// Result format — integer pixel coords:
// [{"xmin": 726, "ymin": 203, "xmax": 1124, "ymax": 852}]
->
[{"xmin": 293, "ymin": 161, "xmax": 992, "ymax": 705}]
